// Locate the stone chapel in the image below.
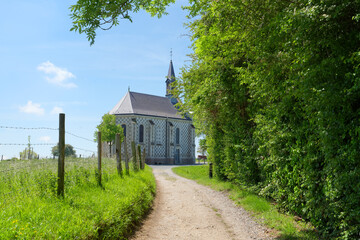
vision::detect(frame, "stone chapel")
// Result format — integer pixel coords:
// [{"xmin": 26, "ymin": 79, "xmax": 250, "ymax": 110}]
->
[{"xmin": 108, "ymin": 60, "xmax": 195, "ymax": 164}]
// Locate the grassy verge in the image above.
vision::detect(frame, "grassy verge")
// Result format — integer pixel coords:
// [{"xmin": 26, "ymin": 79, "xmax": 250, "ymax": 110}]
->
[
  {"xmin": 173, "ymin": 165, "xmax": 318, "ymax": 240},
  {"xmin": 0, "ymin": 158, "xmax": 156, "ymax": 239}
]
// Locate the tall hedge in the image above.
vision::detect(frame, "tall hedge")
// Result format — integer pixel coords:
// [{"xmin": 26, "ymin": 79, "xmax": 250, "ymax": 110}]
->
[{"xmin": 177, "ymin": 0, "xmax": 360, "ymax": 239}]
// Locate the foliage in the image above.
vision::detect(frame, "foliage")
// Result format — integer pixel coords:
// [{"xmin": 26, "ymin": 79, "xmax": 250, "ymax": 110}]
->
[
  {"xmin": 0, "ymin": 158, "xmax": 155, "ymax": 239},
  {"xmin": 95, "ymin": 113, "xmax": 124, "ymax": 157},
  {"xmin": 51, "ymin": 144, "xmax": 76, "ymax": 157},
  {"xmin": 95, "ymin": 113, "xmax": 124, "ymax": 143},
  {"xmin": 197, "ymin": 138, "xmax": 207, "ymax": 155},
  {"xmin": 70, "ymin": 0, "xmax": 175, "ymax": 45},
  {"xmin": 176, "ymin": 1, "xmax": 360, "ymax": 239},
  {"xmin": 173, "ymin": 165, "xmax": 318, "ymax": 239}
]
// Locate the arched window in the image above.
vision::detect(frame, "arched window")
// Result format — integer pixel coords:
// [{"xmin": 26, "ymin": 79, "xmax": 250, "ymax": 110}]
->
[
  {"xmin": 139, "ymin": 125, "xmax": 144, "ymax": 143},
  {"xmin": 176, "ymin": 128, "xmax": 180, "ymax": 145},
  {"xmin": 121, "ymin": 124, "xmax": 126, "ymax": 137}
]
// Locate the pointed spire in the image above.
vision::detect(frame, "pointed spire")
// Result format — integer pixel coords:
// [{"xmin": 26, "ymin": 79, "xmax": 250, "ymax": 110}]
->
[
  {"xmin": 167, "ymin": 60, "xmax": 176, "ymax": 81},
  {"xmin": 165, "ymin": 58, "xmax": 178, "ymax": 106}
]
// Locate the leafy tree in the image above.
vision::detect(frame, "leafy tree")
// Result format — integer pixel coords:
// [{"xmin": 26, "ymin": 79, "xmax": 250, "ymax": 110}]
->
[
  {"xmin": 95, "ymin": 113, "xmax": 124, "ymax": 157},
  {"xmin": 70, "ymin": 0, "xmax": 175, "ymax": 45},
  {"xmin": 197, "ymin": 138, "xmax": 207, "ymax": 156},
  {"xmin": 52, "ymin": 144, "xmax": 76, "ymax": 158}
]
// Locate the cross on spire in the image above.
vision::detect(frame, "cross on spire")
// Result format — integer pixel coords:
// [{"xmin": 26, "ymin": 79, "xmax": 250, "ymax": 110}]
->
[{"xmin": 170, "ymin": 48, "xmax": 173, "ymax": 61}]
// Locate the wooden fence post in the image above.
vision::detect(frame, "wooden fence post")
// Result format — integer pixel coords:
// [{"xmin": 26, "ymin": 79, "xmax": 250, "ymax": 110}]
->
[
  {"xmin": 57, "ymin": 113, "xmax": 65, "ymax": 197},
  {"xmin": 137, "ymin": 145, "xmax": 142, "ymax": 170},
  {"xmin": 97, "ymin": 131, "xmax": 102, "ymax": 186},
  {"xmin": 209, "ymin": 162, "xmax": 213, "ymax": 178},
  {"xmin": 124, "ymin": 137, "xmax": 129, "ymax": 175},
  {"xmin": 115, "ymin": 133, "xmax": 123, "ymax": 177},
  {"xmin": 131, "ymin": 141, "xmax": 138, "ymax": 171},
  {"xmin": 141, "ymin": 148, "xmax": 146, "ymax": 170}
]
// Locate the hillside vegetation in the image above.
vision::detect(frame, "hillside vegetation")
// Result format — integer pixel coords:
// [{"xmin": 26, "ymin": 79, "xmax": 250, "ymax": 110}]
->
[{"xmin": 0, "ymin": 158, "xmax": 155, "ymax": 239}]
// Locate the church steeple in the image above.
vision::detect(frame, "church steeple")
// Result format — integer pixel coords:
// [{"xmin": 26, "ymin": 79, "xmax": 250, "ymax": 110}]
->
[
  {"xmin": 166, "ymin": 60, "xmax": 176, "ymax": 95},
  {"xmin": 165, "ymin": 59, "xmax": 178, "ymax": 105}
]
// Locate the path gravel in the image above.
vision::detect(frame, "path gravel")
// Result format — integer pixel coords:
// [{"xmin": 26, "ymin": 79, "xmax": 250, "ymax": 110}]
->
[{"xmin": 132, "ymin": 165, "xmax": 274, "ymax": 240}]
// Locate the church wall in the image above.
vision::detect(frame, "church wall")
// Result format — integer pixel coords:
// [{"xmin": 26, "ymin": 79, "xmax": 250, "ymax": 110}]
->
[{"xmin": 112, "ymin": 114, "xmax": 195, "ymax": 165}]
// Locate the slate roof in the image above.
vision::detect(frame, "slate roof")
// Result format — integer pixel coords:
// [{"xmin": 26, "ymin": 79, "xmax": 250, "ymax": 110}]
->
[{"xmin": 109, "ymin": 91, "xmax": 187, "ymax": 120}]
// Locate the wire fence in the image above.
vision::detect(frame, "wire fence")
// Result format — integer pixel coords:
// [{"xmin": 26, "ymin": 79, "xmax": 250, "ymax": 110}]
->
[
  {"xmin": 0, "ymin": 122, "xmax": 96, "ymax": 159},
  {"xmin": 0, "ymin": 113, "xmax": 146, "ymax": 203}
]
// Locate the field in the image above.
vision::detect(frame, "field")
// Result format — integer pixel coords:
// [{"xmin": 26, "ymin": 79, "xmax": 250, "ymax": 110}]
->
[{"xmin": 0, "ymin": 158, "xmax": 156, "ymax": 239}]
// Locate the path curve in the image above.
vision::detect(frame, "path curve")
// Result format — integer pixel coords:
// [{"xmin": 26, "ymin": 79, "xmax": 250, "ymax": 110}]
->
[{"xmin": 132, "ymin": 165, "xmax": 274, "ymax": 240}]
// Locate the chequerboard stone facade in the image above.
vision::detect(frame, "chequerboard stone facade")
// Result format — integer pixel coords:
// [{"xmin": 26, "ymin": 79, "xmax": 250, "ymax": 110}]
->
[{"xmin": 107, "ymin": 61, "xmax": 195, "ymax": 165}]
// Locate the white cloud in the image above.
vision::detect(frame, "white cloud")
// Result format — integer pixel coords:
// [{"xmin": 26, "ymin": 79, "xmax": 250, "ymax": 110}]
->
[
  {"xmin": 37, "ymin": 61, "xmax": 77, "ymax": 88},
  {"xmin": 19, "ymin": 101, "xmax": 45, "ymax": 115},
  {"xmin": 51, "ymin": 106, "xmax": 64, "ymax": 115},
  {"xmin": 39, "ymin": 136, "xmax": 51, "ymax": 143}
]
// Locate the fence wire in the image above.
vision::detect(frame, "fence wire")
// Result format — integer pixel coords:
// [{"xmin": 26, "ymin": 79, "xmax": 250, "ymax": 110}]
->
[
  {"xmin": 0, "ymin": 126, "xmax": 58, "ymax": 131},
  {"xmin": 0, "ymin": 143, "xmax": 57, "ymax": 146}
]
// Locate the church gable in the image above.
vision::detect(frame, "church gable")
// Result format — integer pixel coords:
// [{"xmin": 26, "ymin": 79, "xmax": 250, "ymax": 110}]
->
[{"xmin": 107, "ymin": 60, "xmax": 195, "ymax": 165}]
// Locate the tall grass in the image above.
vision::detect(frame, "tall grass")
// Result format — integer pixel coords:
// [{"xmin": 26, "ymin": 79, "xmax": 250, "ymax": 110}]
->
[{"xmin": 0, "ymin": 158, "xmax": 155, "ymax": 239}]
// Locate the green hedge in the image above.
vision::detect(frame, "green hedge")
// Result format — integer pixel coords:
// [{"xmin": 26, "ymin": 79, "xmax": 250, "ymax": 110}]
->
[{"xmin": 178, "ymin": 1, "xmax": 360, "ymax": 239}]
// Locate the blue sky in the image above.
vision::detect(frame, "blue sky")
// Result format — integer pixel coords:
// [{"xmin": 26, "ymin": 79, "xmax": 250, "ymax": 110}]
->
[{"xmin": 0, "ymin": 0, "xmax": 194, "ymax": 159}]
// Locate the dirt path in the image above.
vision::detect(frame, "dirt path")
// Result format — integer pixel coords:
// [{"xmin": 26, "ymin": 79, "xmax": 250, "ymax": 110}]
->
[{"xmin": 132, "ymin": 165, "xmax": 274, "ymax": 240}]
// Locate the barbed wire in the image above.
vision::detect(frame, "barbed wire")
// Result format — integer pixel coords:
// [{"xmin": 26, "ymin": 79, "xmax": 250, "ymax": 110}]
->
[
  {"xmin": 0, "ymin": 126, "xmax": 58, "ymax": 131},
  {"xmin": 72, "ymin": 146, "xmax": 96, "ymax": 153},
  {"xmin": 0, "ymin": 125, "xmax": 94, "ymax": 143},
  {"xmin": 65, "ymin": 131, "xmax": 94, "ymax": 142},
  {"xmin": 0, "ymin": 143, "xmax": 57, "ymax": 146}
]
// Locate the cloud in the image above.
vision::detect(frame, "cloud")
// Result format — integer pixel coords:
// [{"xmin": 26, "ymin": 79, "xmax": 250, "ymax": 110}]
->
[
  {"xmin": 19, "ymin": 101, "xmax": 45, "ymax": 115},
  {"xmin": 37, "ymin": 61, "xmax": 77, "ymax": 88},
  {"xmin": 39, "ymin": 136, "xmax": 51, "ymax": 143},
  {"xmin": 51, "ymin": 106, "xmax": 64, "ymax": 115}
]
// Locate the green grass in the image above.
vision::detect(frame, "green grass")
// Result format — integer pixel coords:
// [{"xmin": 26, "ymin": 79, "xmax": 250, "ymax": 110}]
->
[
  {"xmin": 0, "ymin": 158, "xmax": 156, "ymax": 239},
  {"xmin": 173, "ymin": 165, "xmax": 318, "ymax": 240}
]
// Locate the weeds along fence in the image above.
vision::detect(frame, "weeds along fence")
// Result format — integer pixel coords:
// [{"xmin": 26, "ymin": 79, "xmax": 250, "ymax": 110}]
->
[{"xmin": 0, "ymin": 113, "xmax": 147, "ymax": 201}]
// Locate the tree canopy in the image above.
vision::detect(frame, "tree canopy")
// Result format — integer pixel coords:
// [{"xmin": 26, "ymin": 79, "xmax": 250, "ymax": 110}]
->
[
  {"xmin": 52, "ymin": 144, "xmax": 76, "ymax": 158},
  {"xmin": 94, "ymin": 113, "xmax": 124, "ymax": 143},
  {"xmin": 70, "ymin": 0, "xmax": 175, "ymax": 45},
  {"xmin": 95, "ymin": 113, "xmax": 124, "ymax": 157}
]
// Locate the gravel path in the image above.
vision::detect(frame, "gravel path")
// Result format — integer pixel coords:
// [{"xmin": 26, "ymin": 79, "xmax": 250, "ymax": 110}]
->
[{"xmin": 132, "ymin": 165, "xmax": 274, "ymax": 240}]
